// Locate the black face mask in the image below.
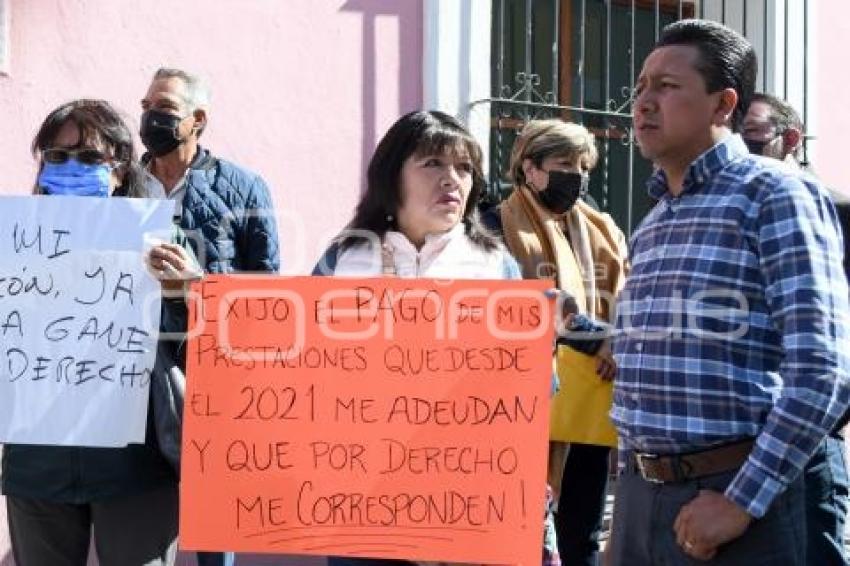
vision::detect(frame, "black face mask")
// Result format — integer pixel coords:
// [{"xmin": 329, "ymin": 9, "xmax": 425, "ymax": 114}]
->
[
  {"xmin": 536, "ymin": 170, "xmax": 588, "ymax": 214},
  {"xmin": 743, "ymin": 137, "xmax": 769, "ymax": 156},
  {"xmin": 140, "ymin": 110, "xmax": 185, "ymax": 157}
]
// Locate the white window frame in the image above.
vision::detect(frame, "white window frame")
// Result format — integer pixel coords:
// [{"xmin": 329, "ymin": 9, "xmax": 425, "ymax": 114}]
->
[
  {"xmin": 0, "ymin": 0, "xmax": 9, "ymax": 76},
  {"xmin": 422, "ymin": 0, "xmax": 492, "ymax": 171}
]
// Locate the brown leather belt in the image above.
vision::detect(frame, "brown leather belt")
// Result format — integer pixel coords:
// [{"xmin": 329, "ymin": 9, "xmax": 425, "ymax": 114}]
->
[{"xmin": 629, "ymin": 439, "xmax": 754, "ymax": 484}]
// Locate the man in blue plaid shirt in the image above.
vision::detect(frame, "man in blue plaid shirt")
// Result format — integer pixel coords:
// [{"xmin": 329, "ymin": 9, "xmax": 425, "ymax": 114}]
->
[{"xmin": 609, "ymin": 19, "xmax": 850, "ymax": 564}]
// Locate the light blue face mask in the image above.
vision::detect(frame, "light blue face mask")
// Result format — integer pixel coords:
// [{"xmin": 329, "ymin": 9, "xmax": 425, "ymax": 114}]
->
[{"xmin": 38, "ymin": 158, "xmax": 112, "ymax": 197}]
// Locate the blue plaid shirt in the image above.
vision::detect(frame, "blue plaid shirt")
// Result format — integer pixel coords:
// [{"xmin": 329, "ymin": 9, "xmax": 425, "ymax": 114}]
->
[{"xmin": 612, "ymin": 135, "xmax": 850, "ymax": 518}]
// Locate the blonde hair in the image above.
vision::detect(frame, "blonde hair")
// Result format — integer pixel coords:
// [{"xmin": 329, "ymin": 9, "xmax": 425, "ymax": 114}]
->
[{"xmin": 509, "ymin": 119, "xmax": 598, "ymax": 187}]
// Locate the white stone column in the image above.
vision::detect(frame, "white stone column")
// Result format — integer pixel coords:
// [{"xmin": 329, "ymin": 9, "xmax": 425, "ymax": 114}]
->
[
  {"xmin": 422, "ymin": 0, "xmax": 492, "ymax": 170},
  {"xmin": 0, "ymin": 0, "xmax": 10, "ymax": 76}
]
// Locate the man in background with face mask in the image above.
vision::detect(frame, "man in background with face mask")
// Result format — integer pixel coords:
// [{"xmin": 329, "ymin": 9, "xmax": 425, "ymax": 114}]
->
[
  {"xmin": 743, "ymin": 92, "xmax": 850, "ymax": 565},
  {"xmin": 140, "ymin": 67, "xmax": 279, "ymax": 276},
  {"xmin": 742, "ymin": 93, "xmax": 805, "ymax": 167},
  {"xmin": 139, "ymin": 67, "xmax": 280, "ymax": 566}
]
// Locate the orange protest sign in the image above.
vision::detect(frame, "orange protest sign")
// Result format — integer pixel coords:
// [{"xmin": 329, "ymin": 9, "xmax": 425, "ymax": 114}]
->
[{"xmin": 180, "ymin": 276, "xmax": 554, "ymax": 565}]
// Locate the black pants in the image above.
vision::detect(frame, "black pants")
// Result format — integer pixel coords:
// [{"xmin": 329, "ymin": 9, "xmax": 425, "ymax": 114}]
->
[
  {"xmin": 6, "ymin": 483, "xmax": 178, "ymax": 566},
  {"xmin": 609, "ymin": 467, "xmax": 805, "ymax": 565},
  {"xmin": 553, "ymin": 443, "xmax": 610, "ymax": 566},
  {"xmin": 196, "ymin": 551, "xmax": 235, "ymax": 566}
]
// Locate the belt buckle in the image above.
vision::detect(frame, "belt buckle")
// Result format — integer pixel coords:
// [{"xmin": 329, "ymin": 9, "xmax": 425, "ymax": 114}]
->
[{"xmin": 635, "ymin": 452, "xmax": 663, "ymax": 484}]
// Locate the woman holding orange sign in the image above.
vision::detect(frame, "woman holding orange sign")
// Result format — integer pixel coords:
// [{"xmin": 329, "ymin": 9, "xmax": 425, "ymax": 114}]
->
[{"xmin": 313, "ymin": 110, "xmax": 560, "ymax": 566}]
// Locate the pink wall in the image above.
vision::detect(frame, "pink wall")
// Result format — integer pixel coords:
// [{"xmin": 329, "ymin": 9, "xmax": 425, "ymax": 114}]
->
[
  {"xmin": 0, "ymin": 0, "xmax": 423, "ymax": 273},
  {"xmin": 815, "ymin": 0, "xmax": 850, "ymax": 192},
  {"xmin": 0, "ymin": 1, "xmax": 421, "ymax": 564}
]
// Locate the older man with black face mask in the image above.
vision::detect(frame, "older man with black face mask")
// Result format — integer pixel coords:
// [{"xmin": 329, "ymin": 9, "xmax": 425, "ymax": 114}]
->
[
  {"xmin": 139, "ymin": 67, "xmax": 280, "ymax": 566},
  {"xmin": 743, "ymin": 92, "xmax": 850, "ymax": 566},
  {"xmin": 140, "ymin": 67, "xmax": 279, "ymax": 275}
]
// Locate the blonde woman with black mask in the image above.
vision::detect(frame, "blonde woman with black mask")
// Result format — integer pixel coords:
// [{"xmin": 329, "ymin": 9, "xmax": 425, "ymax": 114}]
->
[{"xmin": 482, "ymin": 119, "xmax": 628, "ymax": 565}]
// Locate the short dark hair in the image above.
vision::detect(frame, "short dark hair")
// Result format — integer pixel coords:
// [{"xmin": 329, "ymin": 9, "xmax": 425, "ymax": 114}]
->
[
  {"xmin": 342, "ymin": 110, "xmax": 497, "ymax": 251},
  {"xmin": 750, "ymin": 92, "xmax": 804, "ymax": 133},
  {"xmin": 31, "ymin": 99, "xmax": 145, "ymax": 196},
  {"xmin": 657, "ymin": 19, "xmax": 757, "ymax": 131}
]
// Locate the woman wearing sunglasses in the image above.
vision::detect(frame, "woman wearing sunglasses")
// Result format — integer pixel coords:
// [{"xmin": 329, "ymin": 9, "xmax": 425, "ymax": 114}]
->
[
  {"xmin": 2, "ymin": 99, "xmax": 193, "ymax": 566},
  {"xmin": 32, "ymin": 100, "xmax": 145, "ymax": 197}
]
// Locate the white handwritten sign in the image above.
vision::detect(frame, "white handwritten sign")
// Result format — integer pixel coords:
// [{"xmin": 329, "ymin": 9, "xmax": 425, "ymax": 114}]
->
[{"xmin": 0, "ymin": 196, "xmax": 175, "ymax": 446}]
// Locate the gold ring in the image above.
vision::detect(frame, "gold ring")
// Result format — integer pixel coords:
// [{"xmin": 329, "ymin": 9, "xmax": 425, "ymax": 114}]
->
[{"xmin": 684, "ymin": 540, "xmax": 694, "ymax": 550}]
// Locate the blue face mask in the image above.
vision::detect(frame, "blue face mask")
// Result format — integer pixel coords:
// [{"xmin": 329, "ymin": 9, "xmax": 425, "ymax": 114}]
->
[{"xmin": 38, "ymin": 158, "xmax": 112, "ymax": 197}]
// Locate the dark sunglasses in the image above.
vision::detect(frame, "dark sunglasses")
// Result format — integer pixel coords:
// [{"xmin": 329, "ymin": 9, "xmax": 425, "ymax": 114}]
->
[{"xmin": 42, "ymin": 148, "xmax": 110, "ymax": 165}]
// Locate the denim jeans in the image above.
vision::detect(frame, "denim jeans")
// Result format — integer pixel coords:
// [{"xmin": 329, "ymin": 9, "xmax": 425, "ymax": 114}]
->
[{"xmin": 804, "ymin": 434, "xmax": 849, "ymax": 565}]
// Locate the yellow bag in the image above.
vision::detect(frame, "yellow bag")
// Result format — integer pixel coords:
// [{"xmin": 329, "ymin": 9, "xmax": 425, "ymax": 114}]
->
[{"xmin": 549, "ymin": 345, "xmax": 617, "ymax": 447}]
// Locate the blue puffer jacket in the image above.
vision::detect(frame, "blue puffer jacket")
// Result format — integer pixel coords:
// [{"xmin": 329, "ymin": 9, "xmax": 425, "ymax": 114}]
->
[{"xmin": 179, "ymin": 147, "xmax": 280, "ymax": 273}]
